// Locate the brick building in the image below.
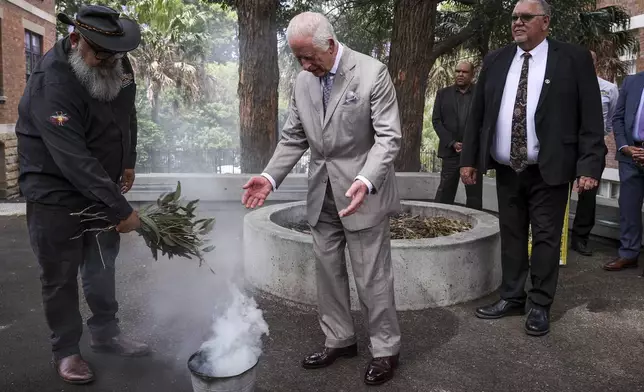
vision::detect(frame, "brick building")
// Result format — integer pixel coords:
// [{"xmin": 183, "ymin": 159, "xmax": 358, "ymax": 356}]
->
[{"xmin": 0, "ymin": 0, "xmax": 56, "ymax": 198}]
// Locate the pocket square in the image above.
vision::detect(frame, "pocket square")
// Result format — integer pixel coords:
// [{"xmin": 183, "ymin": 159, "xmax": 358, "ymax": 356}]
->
[{"xmin": 345, "ymin": 91, "xmax": 358, "ymax": 103}]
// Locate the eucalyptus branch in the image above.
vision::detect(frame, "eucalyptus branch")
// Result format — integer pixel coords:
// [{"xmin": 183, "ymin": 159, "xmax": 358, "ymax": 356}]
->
[
  {"xmin": 70, "ymin": 226, "xmax": 116, "ymax": 240},
  {"xmin": 69, "ymin": 182, "xmax": 216, "ymax": 275}
]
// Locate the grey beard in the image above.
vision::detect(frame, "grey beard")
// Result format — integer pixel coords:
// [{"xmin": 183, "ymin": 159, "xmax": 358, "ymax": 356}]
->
[{"xmin": 69, "ymin": 48, "xmax": 124, "ymax": 102}]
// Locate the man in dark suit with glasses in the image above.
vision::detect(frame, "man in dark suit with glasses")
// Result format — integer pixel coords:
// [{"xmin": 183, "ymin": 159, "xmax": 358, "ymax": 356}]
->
[{"xmin": 460, "ymin": 0, "xmax": 606, "ymax": 336}]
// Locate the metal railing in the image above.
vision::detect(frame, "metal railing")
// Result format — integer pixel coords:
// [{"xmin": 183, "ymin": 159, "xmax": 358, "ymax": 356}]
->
[{"xmin": 137, "ymin": 148, "xmax": 443, "ymax": 174}]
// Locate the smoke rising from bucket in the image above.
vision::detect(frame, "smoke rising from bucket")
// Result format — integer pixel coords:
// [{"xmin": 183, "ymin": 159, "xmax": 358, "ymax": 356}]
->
[{"xmin": 196, "ymin": 284, "xmax": 269, "ymax": 377}]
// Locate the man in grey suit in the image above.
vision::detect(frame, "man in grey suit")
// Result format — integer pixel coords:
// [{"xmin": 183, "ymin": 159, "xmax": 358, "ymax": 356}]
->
[{"xmin": 241, "ymin": 11, "xmax": 402, "ymax": 386}]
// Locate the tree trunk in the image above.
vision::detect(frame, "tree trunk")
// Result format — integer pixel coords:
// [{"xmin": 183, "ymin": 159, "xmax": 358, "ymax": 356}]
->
[
  {"xmin": 151, "ymin": 87, "xmax": 160, "ymax": 124},
  {"xmin": 236, "ymin": 0, "xmax": 279, "ymax": 173},
  {"xmin": 388, "ymin": 0, "xmax": 439, "ymax": 172}
]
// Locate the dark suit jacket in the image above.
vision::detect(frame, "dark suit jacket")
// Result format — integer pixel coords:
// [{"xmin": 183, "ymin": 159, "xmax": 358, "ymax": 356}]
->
[
  {"xmin": 432, "ymin": 84, "xmax": 475, "ymax": 158},
  {"xmin": 460, "ymin": 38, "xmax": 606, "ymax": 185},
  {"xmin": 612, "ymin": 71, "xmax": 644, "ymax": 164}
]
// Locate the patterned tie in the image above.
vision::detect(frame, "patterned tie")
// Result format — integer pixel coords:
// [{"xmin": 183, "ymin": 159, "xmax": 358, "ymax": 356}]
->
[
  {"xmin": 510, "ymin": 52, "xmax": 531, "ymax": 173},
  {"xmin": 322, "ymin": 72, "xmax": 334, "ymax": 115}
]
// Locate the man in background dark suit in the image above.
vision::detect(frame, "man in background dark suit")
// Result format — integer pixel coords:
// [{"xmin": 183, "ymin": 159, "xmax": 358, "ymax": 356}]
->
[
  {"xmin": 603, "ymin": 71, "xmax": 644, "ymax": 274},
  {"xmin": 460, "ymin": 0, "xmax": 605, "ymax": 336},
  {"xmin": 433, "ymin": 61, "xmax": 482, "ymax": 210}
]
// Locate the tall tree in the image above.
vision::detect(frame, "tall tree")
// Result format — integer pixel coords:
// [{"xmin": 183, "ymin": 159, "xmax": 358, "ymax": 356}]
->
[
  {"xmin": 207, "ymin": 0, "xmax": 307, "ymax": 173},
  {"xmin": 387, "ymin": 0, "xmax": 438, "ymax": 172},
  {"xmin": 236, "ymin": 0, "xmax": 279, "ymax": 173},
  {"xmin": 122, "ymin": 0, "xmax": 213, "ymax": 123},
  {"xmin": 388, "ymin": 0, "xmax": 479, "ymax": 171}
]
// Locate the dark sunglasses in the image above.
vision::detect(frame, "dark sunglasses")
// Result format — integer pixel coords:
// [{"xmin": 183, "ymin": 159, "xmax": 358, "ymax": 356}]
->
[
  {"xmin": 511, "ymin": 13, "xmax": 547, "ymax": 23},
  {"xmin": 81, "ymin": 34, "xmax": 126, "ymax": 60}
]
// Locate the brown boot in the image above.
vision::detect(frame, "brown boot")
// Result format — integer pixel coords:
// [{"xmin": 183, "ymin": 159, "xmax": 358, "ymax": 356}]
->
[
  {"xmin": 54, "ymin": 354, "xmax": 95, "ymax": 384},
  {"xmin": 603, "ymin": 257, "xmax": 638, "ymax": 271},
  {"xmin": 90, "ymin": 335, "xmax": 150, "ymax": 357}
]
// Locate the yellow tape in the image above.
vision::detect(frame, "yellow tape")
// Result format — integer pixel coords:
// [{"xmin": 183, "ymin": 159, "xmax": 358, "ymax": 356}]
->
[{"xmin": 528, "ymin": 183, "xmax": 571, "ymax": 266}]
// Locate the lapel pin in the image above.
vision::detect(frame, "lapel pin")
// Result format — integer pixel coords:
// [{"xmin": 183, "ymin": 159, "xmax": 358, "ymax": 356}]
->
[{"xmin": 545, "ymin": 79, "xmax": 550, "ymax": 84}]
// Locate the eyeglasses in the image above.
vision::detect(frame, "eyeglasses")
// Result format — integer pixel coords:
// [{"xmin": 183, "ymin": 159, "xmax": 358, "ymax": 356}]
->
[
  {"xmin": 81, "ymin": 34, "xmax": 126, "ymax": 60},
  {"xmin": 511, "ymin": 13, "xmax": 547, "ymax": 23}
]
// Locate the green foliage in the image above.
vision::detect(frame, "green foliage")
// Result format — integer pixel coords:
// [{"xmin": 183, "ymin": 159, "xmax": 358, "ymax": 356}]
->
[
  {"xmin": 100, "ymin": 0, "xmax": 239, "ymax": 168},
  {"xmin": 323, "ymin": 0, "xmax": 393, "ymax": 62},
  {"xmin": 134, "ymin": 98, "xmax": 164, "ymax": 167},
  {"xmin": 58, "ymin": 0, "xmax": 640, "ymax": 173},
  {"xmin": 134, "ymin": 62, "xmax": 240, "ymax": 168},
  {"xmin": 137, "ymin": 181, "xmax": 216, "ymax": 266}
]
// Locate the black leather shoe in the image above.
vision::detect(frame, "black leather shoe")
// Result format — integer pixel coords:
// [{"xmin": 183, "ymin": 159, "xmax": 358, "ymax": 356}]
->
[
  {"xmin": 364, "ymin": 354, "xmax": 399, "ymax": 386},
  {"xmin": 524, "ymin": 308, "xmax": 550, "ymax": 336},
  {"xmin": 475, "ymin": 299, "xmax": 525, "ymax": 319},
  {"xmin": 571, "ymin": 239, "xmax": 592, "ymax": 256},
  {"xmin": 302, "ymin": 344, "xmax": 357, "ymax": 369}
]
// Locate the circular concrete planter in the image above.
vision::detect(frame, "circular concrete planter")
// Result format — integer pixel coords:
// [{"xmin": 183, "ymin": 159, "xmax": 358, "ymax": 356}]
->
[{"xmin": 243, "ymin": 200, "xmax": 501, "ymax": 310}]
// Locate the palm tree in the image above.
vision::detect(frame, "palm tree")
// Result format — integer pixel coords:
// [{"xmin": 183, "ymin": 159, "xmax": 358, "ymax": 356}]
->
[
  {"xmin": 575, "ymin": 6, "xmax": 639, "ymax": 83},
  {"xmin": 122, "ymin": 0, "xmax": 212, "ymax": 123}
]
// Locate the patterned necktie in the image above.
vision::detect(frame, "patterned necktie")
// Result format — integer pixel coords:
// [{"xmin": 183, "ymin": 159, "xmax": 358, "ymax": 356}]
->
[
  {"xmin": 510, "ymin": 52, "xmax": 531, "ymax": 173},
  {"xmin": 322, "ymin": 72, "xmax": 334, "ymax": 115}
]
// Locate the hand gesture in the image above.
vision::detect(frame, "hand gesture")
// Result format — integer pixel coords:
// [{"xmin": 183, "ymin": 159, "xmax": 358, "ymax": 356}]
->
[
  {"xmin": 460, "ymin": 167, "xmax": 478, "ymax": 185},
  {"xmin": 121, "ymin": 169, "xmax": 135, "ymax": 194},
  {"xmin": 242, "ymin": 176, "xmax": 273, "ymax": 209},
  {"xmin": 632, "ymin": 148, "xmax": 644, "ymax": 165},
  {"xmin": 454, "ymin": 142, "xmax": 463, "ymax": 153},
  {"xmin": 116, "ymin": 210, "xmax": 141, "ymax": 233},
  {"xmin": 577, "ymin": 176, "xmax": 598, "ymax": 193},
  {"xmin": 338, "ymin": 180, "xmax": 368, "ymax": 218}
]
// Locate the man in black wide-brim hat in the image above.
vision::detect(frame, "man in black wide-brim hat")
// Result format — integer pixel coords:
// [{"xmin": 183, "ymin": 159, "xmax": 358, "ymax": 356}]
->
[{"xmin": 15, "ymin": 5, "xmax": 148, "ymax": 385}]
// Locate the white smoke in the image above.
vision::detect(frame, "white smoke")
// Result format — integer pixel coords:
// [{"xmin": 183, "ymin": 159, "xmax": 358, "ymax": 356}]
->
[{"xmin": 198, "ymin": 283, "xmax": 269, "ymax": 377}]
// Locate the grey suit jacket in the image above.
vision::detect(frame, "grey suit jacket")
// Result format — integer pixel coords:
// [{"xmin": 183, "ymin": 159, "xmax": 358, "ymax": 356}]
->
[{"xmin": 263, "ymin": 46, "xmax": 402, "ymax": 231}]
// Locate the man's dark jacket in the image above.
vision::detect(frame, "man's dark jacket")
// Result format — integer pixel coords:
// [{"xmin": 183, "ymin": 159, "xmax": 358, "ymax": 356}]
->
[
  {"xmin": 16, "ymin": 36, "xmax": 137, "ymax": 222},
  {"xmin": 612, "ymin": 71, "xmax": 644, "ymax": 164},
  {"xmin": 460, "ymin": 38, "xmax": 606, "ymax": 185},
  {"xmin": 432, "ymin": 84, "xmax": 475, "ymax": 158}
]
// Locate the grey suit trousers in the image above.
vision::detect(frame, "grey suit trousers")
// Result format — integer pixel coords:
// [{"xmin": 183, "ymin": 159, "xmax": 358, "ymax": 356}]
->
[{"xmin": 310, "ymin": 183, "xmax": 401, "ymax": 357}]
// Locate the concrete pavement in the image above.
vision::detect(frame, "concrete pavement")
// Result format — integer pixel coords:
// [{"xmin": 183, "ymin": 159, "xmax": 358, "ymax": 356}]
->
[{"xmin": 1, "ymin": 202, "xmax": 643, "ymax": 392}]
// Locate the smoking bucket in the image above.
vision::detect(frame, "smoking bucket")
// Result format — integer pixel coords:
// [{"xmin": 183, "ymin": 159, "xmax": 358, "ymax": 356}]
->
[{"xmin": 187, "ymin": 350, "xmax": 258, "ymax": 392}]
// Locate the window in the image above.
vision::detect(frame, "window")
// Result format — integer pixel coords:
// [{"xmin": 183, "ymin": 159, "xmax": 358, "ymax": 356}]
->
[{"xmin": 25, "ymin": 30, "xmax": 42, "ymax": 81}]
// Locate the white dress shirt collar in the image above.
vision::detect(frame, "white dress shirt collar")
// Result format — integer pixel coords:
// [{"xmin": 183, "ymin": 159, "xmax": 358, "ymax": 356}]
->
[
  {"xmin": 329, "ymin": 43, "xmax": 344, "ymax": 75},
  {"xmin": 516, "ymin": 38, "xmax": 548, "ymax": 61}
]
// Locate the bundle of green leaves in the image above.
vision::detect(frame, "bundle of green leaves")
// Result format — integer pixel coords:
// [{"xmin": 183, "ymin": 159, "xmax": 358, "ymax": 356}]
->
[
  {"xmin": 71, "ymin": 181, "xmax": 215, "ymax": 269},
  {"xmin": 136, "ymin": 181, "xmax": 215, "ymax": 265}
]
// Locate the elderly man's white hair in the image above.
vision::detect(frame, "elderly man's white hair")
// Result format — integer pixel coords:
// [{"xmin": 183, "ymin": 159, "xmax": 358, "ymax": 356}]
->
[{"xmin": 286, "ymin": 12, "xmax": 338, "ymax": 51}]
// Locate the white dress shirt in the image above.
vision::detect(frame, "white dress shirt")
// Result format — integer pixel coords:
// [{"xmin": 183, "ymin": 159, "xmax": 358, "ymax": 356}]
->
[
  {"xmin": 262, "ymin": 43, "xmax": 374, "ymax": 194},
  {"xmin": 491, "ymin": 38, "xmax": 548, "ymax": 166},
  {"xmin": 598, "ymin": 76, "xmax": 618, "ymax": 135}
]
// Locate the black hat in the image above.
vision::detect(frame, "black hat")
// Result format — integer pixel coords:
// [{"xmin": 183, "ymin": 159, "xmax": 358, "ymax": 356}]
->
[{"xmin": 57, "ymin": 5, "xmax": 141, "ymax": 53}]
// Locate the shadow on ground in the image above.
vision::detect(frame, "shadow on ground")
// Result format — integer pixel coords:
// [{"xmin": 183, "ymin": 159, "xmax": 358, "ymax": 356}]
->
[{"xmin": 1, "ymin": 202, "xmax": 643, "ymax": 392}]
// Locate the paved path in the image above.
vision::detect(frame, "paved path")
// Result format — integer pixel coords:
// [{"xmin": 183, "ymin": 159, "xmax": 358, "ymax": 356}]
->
[{"xmin": 1, "ymin": 202, "xmax": 643, "ymax": 392}]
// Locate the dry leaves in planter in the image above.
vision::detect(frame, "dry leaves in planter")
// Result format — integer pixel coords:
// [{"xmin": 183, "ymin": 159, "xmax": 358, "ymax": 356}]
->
[
  {"xmin": 389, "ymin": 214, "xmax": 471, "ymax": 240},
  {"xmin": 282, "ymin": 213, "xmax": 471, "ymax": 240}
]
